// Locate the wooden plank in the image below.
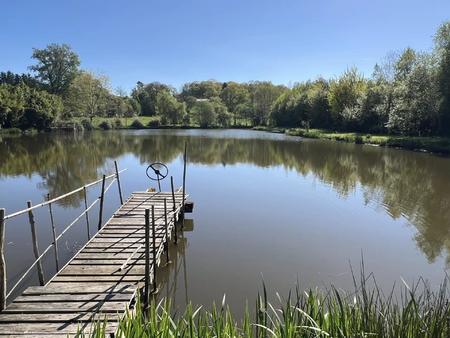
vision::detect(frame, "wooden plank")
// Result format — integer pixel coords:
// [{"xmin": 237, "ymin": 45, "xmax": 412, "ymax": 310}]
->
[
  {"xmin": 15, "ymin": 293, "xmax": 132, "ymax": 303},
  {"xmin": 0, "ymin": 312, "xmax": 120, "ymax": 323},
  {"xmin": 23, "ymin": 283, "xmax": 134, "ymax": 295},
  {"xmin": 4, "ymin": 301, "xmax": 127, "ymax": 312},
  {"xmin": 52, "ymin": 275, "xmax": 143, "ymax": 283},
  {"xmin": 59, "ymin": 265, "xmax": 146, "ymax": 275},
  {"xmin": 0, "ymin": 322, "xmax": 119, "ymax": 334}
]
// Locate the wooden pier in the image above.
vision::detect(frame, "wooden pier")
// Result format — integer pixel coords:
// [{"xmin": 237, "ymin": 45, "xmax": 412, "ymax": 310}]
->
[
  {"xmin": 0, "ymin": 157, "xmax": 191, "ymax": 337},
  {"xmin": 0, "ymin": 190, "xmax": 187, "ymax": 336}
]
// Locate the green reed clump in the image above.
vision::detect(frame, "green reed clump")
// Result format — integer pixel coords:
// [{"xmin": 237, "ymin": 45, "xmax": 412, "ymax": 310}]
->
[{"xmin": 77, "ymin": 273, "xmax": 449, "ymax": 337}]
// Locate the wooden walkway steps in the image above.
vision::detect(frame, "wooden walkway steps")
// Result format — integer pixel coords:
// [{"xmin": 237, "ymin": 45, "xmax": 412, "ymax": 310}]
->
[{"xmin": 0, "ymin": 190, "xmax": 187, "ymax": 337}]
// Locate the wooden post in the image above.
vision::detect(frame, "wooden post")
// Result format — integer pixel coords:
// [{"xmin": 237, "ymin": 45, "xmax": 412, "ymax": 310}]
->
[
  {"xmin": 27, "ymin": 201, "xmax": 44, "ymax": 286},
  {"xmin": 151, "ymin": 205, "xmax": 157, "ymax": 293},
  {"xmin": 144, "ymin": 208, "xmax": 150, "ymax": 308},
  {"xmin": 83, "ymin": 187, "xmax": 91, "ymax": 240},
  {"xmin": 114, "ymin": 161, "xmax": 124, "ymax": 205},
  {"xmin": 164, "ymin": 199, "xmax": 170, "ymax": 264},
  {"xmin": 0, "ymin": 209, "xmax": 6, "ymax": 311},
  {"xmin": 170, "ymin": 176, "xmax": 177, "ymax": 244},
  {"xmin": 182, "ymin": 142, "xmax": 187, "ymax": 224},
  {"xmin": 47, "ymin": 194, "xmax": 59, "ymax": 272},
  {"xmin": 98, "ymin": 175, "xmax": 106, "ymax": 231}
]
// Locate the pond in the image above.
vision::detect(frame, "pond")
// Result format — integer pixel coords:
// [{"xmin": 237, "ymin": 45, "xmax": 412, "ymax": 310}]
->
[{"xmin": 0, "ymin": 129, "xmax": 448, "ymax": 314}]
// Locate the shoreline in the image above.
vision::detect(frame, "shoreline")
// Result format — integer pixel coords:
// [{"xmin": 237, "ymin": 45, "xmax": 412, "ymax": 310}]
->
[{"xmin": 2, "ymin": 122, "xmax": 450, "ymax": 156}]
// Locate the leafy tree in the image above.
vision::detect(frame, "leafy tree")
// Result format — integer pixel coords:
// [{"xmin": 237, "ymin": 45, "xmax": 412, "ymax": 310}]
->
[
  {"xmin": 191, "ymin": 100, "xmax": 216, "ymax": 127},
  {"xmin": 29, "ymin": 43, "xmax": 80, "ymax": 95},
  {"xmin": 64, "ymin": 71, "xmax": 110, "ymax": 121},
  {"xmin": 155, "ymin": 91, "xmax": 184, "ymax": 124},
  {"xmin": 220, "ymin": 82, "xmax": 250, "ymax": 125},
  {"xmin": 131, "ymin": 82, "xmax": 174, "ymax": 116},
  {"xmin": 249, "ymin": 81, "xmax": 287, "ymax": 125},
  {"xmin": 0, "ymin": 83, "xmax": 62, "ymax": 130},
  {"xmin": 387, "ymin": 54, "xmax": 440, "ymax": 135},
  {"xmin": 434, "ymin": 22, "xmax": 450, "ymax": 135},
  {"xmin": 0, "ymin": 71, "xmax": 43, "ymax": 90},
  {"xmin": 210, "ymin": 97, "xmax": 230, "ymax": 127},
  {"xmin": 181, "ymin": 80, "xmax": 222, "ymax": 99},
  {"xmin": 328, "ymin": 68, "xmax": 368, "ymax": 129}
]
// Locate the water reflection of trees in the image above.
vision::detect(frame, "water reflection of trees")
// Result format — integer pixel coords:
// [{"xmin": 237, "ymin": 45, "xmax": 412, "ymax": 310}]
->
[{"xmin": 1, "ymin": 131, "xmax": 449, "ymax": 265}]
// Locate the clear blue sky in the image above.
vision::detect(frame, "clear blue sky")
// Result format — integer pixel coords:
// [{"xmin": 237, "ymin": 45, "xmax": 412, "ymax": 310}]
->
[{"xmin": 2, "ymin": 0, "xmax": 450, "ymax": 93}]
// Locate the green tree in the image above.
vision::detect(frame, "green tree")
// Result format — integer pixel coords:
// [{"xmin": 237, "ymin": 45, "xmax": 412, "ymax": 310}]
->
[
  {"xmin": 434, "ymin": 21, "xmax": 450, "ymax": 135},
  {"xmin": 64, "ymin": 71, "xmax": 110, "ymax": 121},
  {"xmin": 29, "ymin": 43, "xmax": 80, "ymax": 95},
  {"xmin": 191, "ymin": 100, "xmax": 216, "ymax": 127},
  {"xmin": 0, "ymin": 83, "xmax": 62, "ymax": 130},
  {"xmin": 181, "ymin": 80, "xmax": 222, "ymax": 99},
  {"xmin": 328, "ymin": 68, "xmax": 368, "ymax": 129},
  {"xmin": 220, "ymin": 82, "xmax": 249, "ymax": 125},
  {"xmin": 156, "ymin": 91, "xmax": 184, "ymax": 124},
  {"xmin": 131, "ymin": 82, "xmax": 174, "ymax": 116},
  {"xmin": 249, "ymin": 81, "xmax": 287, "ymax": 126}
]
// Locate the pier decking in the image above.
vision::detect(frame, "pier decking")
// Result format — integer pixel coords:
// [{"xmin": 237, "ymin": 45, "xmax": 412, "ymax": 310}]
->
[{"xmin": 0, "ymin": 190, "xmax": 187, "ymax": 337}]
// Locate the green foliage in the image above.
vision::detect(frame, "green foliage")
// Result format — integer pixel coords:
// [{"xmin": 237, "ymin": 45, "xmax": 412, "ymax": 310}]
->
[
  {"xmin": 181, "ymin": 80, "xmax": 222, "ymax": 99},
  {"xmin": 98, "ymin": 120, "xmax": 112, "ymax": 130},
  {"xmin": 155, "ymin": 91, "xmax": 184, "ymax": 124},
  {"xmin": 29, "ymin": 43, "xmax": 80, "ymax": 95},
  {"xmin": 191, "ymin": 100, "xmax": 216, "ymax": 127},
  {"xmin": 113, "ymin": 119, "xmax": 123, "ymax": 128},
  {"xmin": 130, "ymin": 118, "xmax": 145, "ymax": 129},
  {"xmin": 81, "ymin": 118, "xmax": 94, "ymax": 130},
  {"xmin": 131, "ymin": 82, "xmax": 174, "ymax": 116},
  {"xmin": 0, "ymin": 83, "xmax": 62, "ymax": 130},
  {"xmin": 81, "ymin": 274, "xmax": 450, "ymax": 338},
  {"xmin": 64, "ymin": 71, "xmax": 110, "ymax": 121}
]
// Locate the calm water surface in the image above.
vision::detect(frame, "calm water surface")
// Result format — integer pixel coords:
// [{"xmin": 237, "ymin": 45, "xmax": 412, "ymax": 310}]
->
[{"xmin": 0, "ymin": 129, "xmax": 448, "ymax": 313}]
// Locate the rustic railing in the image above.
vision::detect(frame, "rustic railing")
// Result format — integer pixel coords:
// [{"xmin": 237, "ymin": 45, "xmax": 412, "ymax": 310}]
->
[{"xmin": 0, "ymin": 161, "xmax": 126, "ymax": 310}]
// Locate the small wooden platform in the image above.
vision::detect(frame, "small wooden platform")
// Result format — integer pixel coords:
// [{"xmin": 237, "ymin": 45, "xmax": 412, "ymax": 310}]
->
[{"xmin": 0, "ymin": 191, "xmax": 186, "ymax": 337}]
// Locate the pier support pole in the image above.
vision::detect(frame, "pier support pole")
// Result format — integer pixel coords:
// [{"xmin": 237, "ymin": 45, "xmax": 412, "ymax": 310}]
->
[
  {"xmin": 98, "ymin": 175, "xmax": 106, "ymax": 231},
  {"xmin": 144, "ymin": 208, "xmax": 150, "ymax": 308},
  {"xmin": 0, "ymin": 209, "xmax": 6, "ymax": 311},
  {"xmin": 27, "ymin": 201, "xmax": 44, "ymax": 286},
  {"xmin": 164, "ymin": 198, "xmax": 170, "ymax": 264},
  {"xmin": 83, "ymin": 187, "xmax": 91, "ymax": 240},
  {"xmin": 47, "ymin": 194, "xmax": 59, "ymax": 272},
  {"xmin": 114, "ymin": 161, "xmax": 124, "ymax": 205},
  {"xmin": 170, "ymin": 176, "xmax": 177, "ymax": 244},
  {"xmin": 181, "ymin": 142, "xmax": 187, "ymax": 227},
  {"xmin": 151, "ymin": 205, "xmax": 158, "ymax": 293}
]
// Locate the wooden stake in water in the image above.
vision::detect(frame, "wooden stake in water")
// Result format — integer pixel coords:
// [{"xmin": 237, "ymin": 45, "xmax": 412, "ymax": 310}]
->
[
  {"xmin": 98, "ymin": 175, "xmax": 106, "ymax": 231},
  {"xmin": 144, "ymin": 208, "xmax": 150, "ymax": 307},
  {"xmin": 47, "ymin": 194, "xmax": 59, "ymax": 272},
  {"xmin": 83, "ymin": 187, "xmax": 91, "ymax": 240},
  {"xmin": 114, "ymin": 161, "xmax": 124, "ymax": 205},
  {"xmin": 164, "ymin": 198, "xmax": 170, "ymax": 264},
  {"xmin": 0, "ymin": 209, "xmax": 6, "ymax": 311},
  {"xmin": 27, "ymin": 201, "xmax": 44, "ymax": 286},
  {"xmin": 170, "ymin": 176, "xmax": 177, "ymax": 244},
  {"xmin": 182, "ymin": 142, "xmax": 187, "ymax": 226},
  {"xmin": 151, "ymin": 205, "xmax": 158, "ymax": 293}
]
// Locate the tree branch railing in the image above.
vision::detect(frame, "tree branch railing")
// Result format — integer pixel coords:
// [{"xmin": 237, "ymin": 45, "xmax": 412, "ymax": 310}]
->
[{"xmin": 0, "ymin": 161, "xmax": 126, "ymax": 310}]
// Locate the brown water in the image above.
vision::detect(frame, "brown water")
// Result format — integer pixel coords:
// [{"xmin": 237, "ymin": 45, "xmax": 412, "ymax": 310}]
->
[{"xmin": 0, "ymin": 129, "xmax": 448, "ymax": 313}]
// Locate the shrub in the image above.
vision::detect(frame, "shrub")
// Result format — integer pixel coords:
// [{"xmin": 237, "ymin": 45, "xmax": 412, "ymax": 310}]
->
[
  {"xmin": 114, "ymin": 119, "xmax": 123, "ymax": 128},
  {"xmin": 98, "ymin": 120, "xmax": 112, "ymax": 130},
  {"xmin": 81, "ymin": 119, "xmax": 94, "ymax": 130},
  {"xmin": 160, "ymin": 115, "xmax": 168, "ymax": 126},
  {"xmin": 147, "ymin": 119, "xmax": 160, "ymax": 128},
  {"xmin": 355, "ymin": 135, "xmax": 363, "ymax": 144},
  {"xmin": 130, "ymin": 118, "xmax": 145, "ymax": 129}
]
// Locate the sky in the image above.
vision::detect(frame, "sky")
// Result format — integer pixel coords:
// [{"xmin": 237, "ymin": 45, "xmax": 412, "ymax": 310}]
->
[{"xmin": 2, "ymin": 0, "xmax": 450, "ymax": 93}]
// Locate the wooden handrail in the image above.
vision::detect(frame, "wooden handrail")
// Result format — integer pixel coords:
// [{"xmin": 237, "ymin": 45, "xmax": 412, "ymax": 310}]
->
[{"xmin": 4, "ymin": 169, "xmax": 127, "ymax": 220}]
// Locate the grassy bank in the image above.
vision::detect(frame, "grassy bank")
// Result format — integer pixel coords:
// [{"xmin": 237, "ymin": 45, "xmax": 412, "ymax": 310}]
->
[
  {"xmin": 285, "ymin": 128, "xmax": 450, "ymax": 155},
  {"xmin": 79, "ymin": 275, "xmax": 449, "ymax": 337}
]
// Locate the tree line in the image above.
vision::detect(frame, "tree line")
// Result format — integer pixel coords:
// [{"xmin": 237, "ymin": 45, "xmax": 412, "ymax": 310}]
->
[{"xmin": 1, "ymin": 21, "xmax": 450, "ymax": 135}]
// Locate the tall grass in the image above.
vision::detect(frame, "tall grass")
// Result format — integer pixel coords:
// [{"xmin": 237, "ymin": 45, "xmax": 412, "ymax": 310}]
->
[{"xmin": 77, "ymin": 271, "xmax": 449, "ymax": 337}]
